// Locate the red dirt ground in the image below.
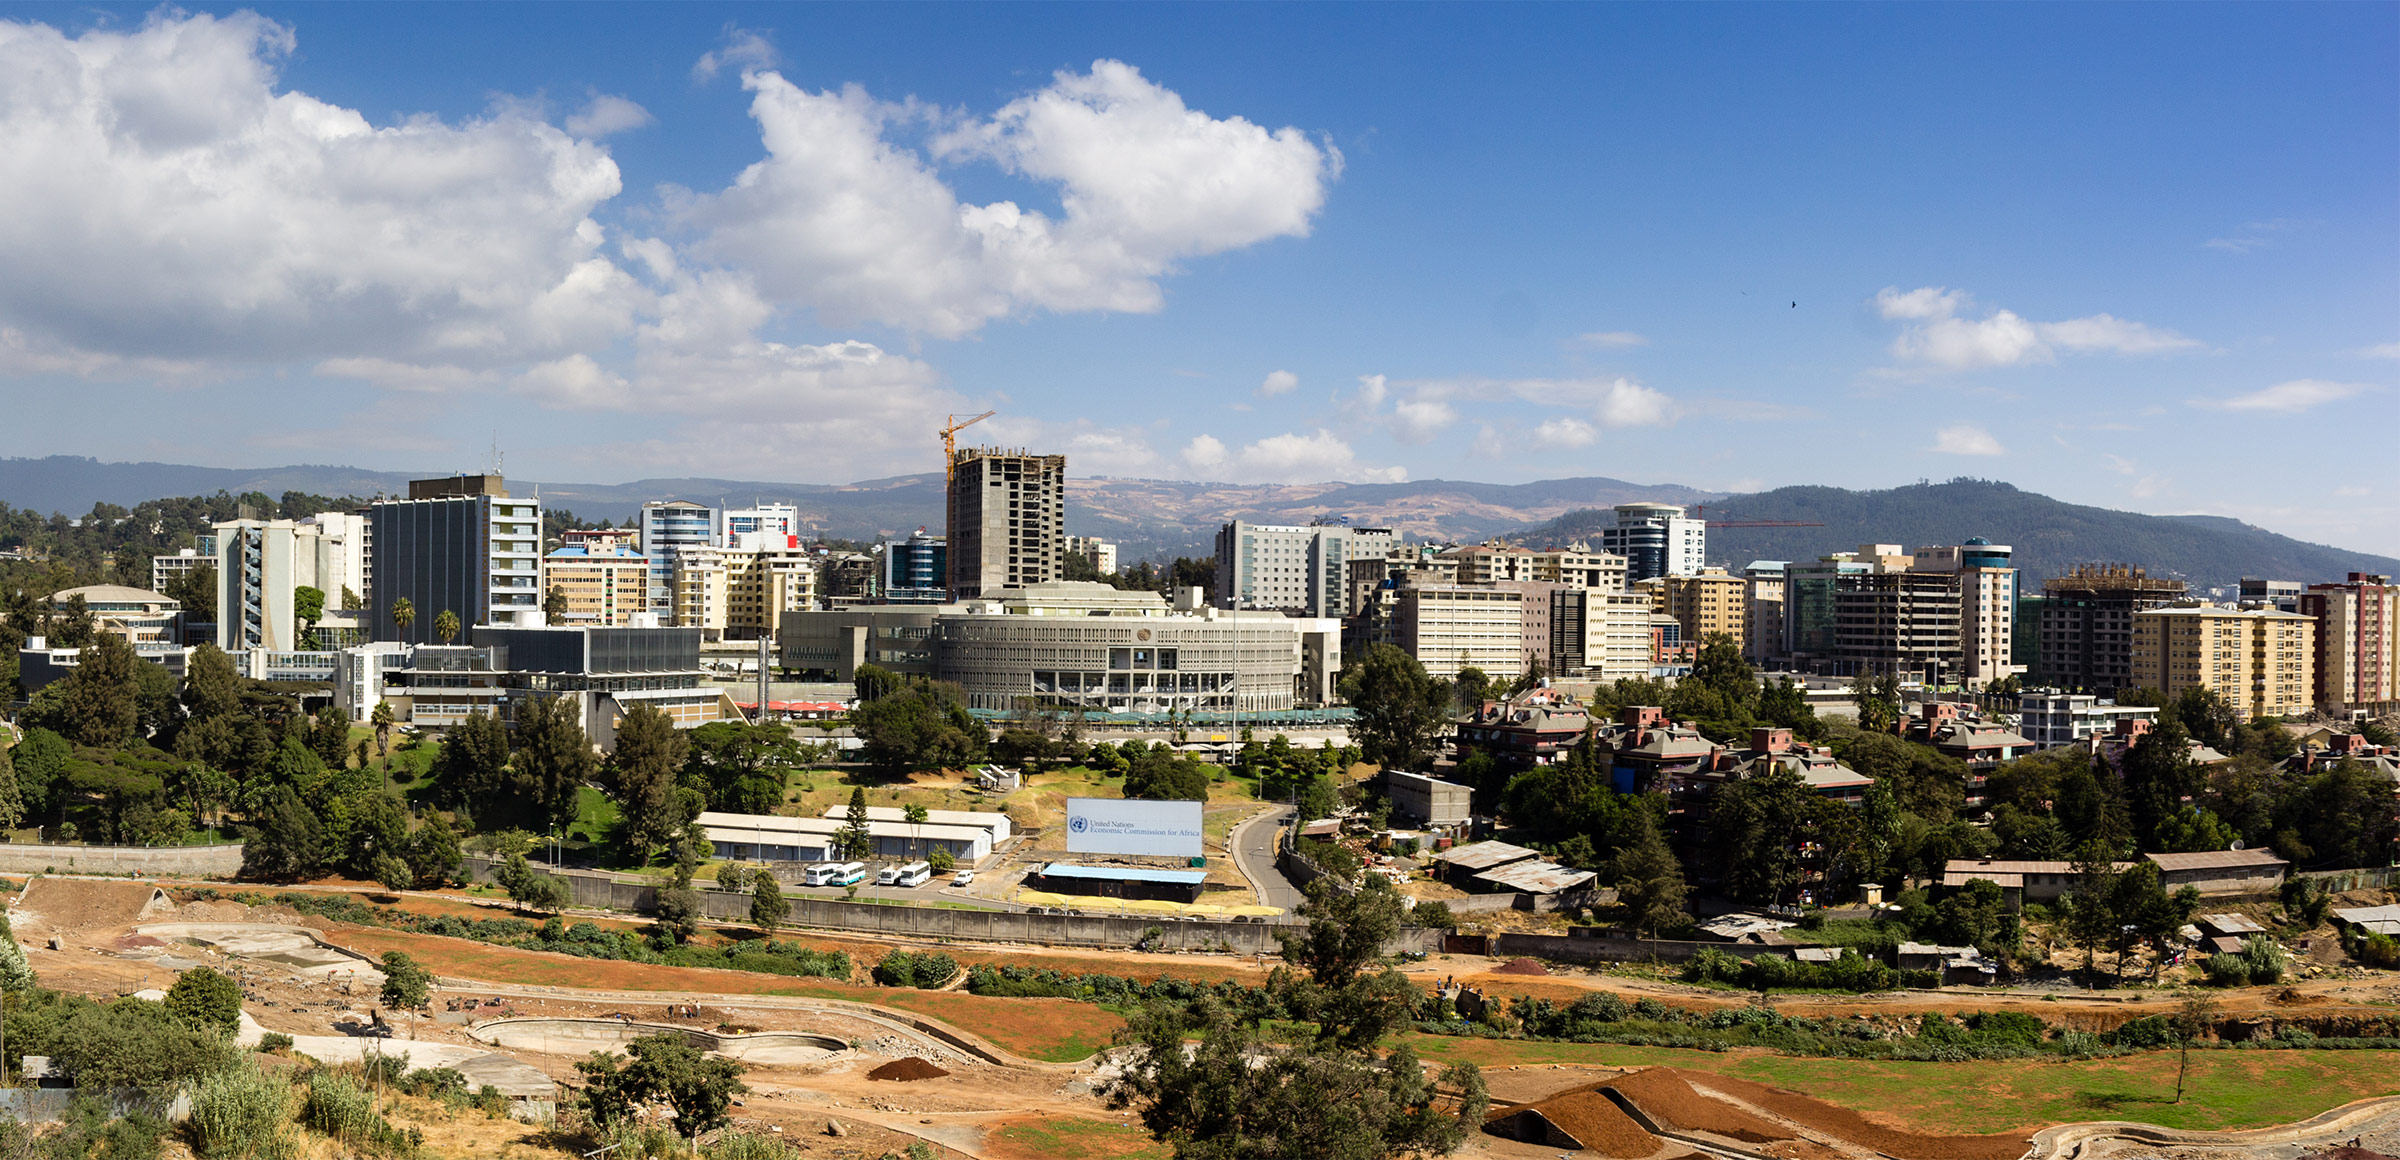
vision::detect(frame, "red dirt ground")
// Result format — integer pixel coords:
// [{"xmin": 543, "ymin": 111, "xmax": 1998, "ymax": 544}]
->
[{"xmin": 867, "ymin": 1057, "xmax": 950, "ymax": 1081}]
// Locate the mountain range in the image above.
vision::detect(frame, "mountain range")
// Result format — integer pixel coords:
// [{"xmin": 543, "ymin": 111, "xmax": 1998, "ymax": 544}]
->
[{"xmin": 1, "ymin": 456, "xmax": 2388, "ymax": 592}]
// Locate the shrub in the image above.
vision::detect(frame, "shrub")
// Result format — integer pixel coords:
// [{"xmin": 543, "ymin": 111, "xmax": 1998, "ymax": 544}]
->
[
  {"xmin": 1408, "ymin": 900, "xmax": 1458, "ymax": 929},
  {"xmin": 2240, "ymin": 936, "xmax": 2287, "ymax": 985},
  {"xmin": 257, "ymin": 1032, "xmax": 293, "ymax": 1054},
  {"xmin": 873, "ymin": 950, "xmax": 959, "ymax": 989},
  {"xmin": 2200, "ymin": 953, "xmax": 2251, "ymax": 987},
  {"xmin": 301, "ymin": 1070, "xmax": 419, "ymax": 1156},
  {"xmin": 705, "ymin": 1131, "xmax": 800, "ymax": 1160},
  {"xmin": 2359, "ymin": 931, "xmax": 2400, "ymax": 969},
  {"xmin": 188, "ymin": 1064, "xmax": 297, "ymax": 1160},
  {"xmin": 1683, "ymin": 947, "xmax": 1741, "ymax": 984}
]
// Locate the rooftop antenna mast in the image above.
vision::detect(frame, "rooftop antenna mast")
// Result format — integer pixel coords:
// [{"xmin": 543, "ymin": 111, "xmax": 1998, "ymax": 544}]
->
[{"xmin": 487, "ymin": 431, "xmax": 504, "ymax": 477}]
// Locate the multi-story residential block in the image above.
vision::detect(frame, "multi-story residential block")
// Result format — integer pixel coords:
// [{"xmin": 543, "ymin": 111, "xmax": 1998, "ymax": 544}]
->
[
  {"xmin": 1911, "ymin": 539, "xmax": 2020, "ymax": 686},
  {"xmin": 2130, "ymin": 604, "xmax": 2317, "ymax": 718},
  {"xmin": 151, "ymin": 547, "xmax": 211, "ymax": 594},
  {"xmin": 2017, "ymin": 691, "xmax": 2158, "ymax": 749},
  {"xmin": 947, "ymin": 449, "xmax": 1066, "ymax": 600},
  {"xmin": 1598, "ymin": 502, "xmax": 1706, "ymax": 583},
  {"xmin": 2040, "ymin": 564, "xmax": 2186, "ymax": 695},
  {"xmin": 1344, "ymin": 550, "xmax": 1458, "ymax": 622},
  {"xmin": 367, "ymin": 475, "xmax": 544, "ymax": 645},
  {"xmin": 1213, "ymin": 520, "xmax": 1396, "ymax": 617},
  {"xmin": 723, "ymin": 504, "xmax": 799, "ymax": 542},
  {"xmin": 1391, "ymin": 583, "xmax": 1526, "ymax": 680},
  {"xmin": 669, "ymin": 544, "xmax": 818, "ymax": 640},
  {"xmin": 1646, "ymin": 566, "xmax": 1746, "ymax": 654},
  {"xmin": 1740, "ymin": 561, "xmax": 1787, "ymax": 665},
  {"xmin": 543, "ymin": 544, "xmax": 650, "ymax": 627},
  {"xmin": 2299, "ymin": 573, "xmax": 2396, "ymax": 716},
  {"xmin": 1064, "ymin": 535, "xmax": 1118, "ymax": 575},
  {"xmin": 881, "ymin": 529, "xmax": 948, "ymax": 604},
  {"xmin": 1440, "ymin": 543, "xmax": 1626, "ymax": 591},
  {"xmin": 559, "ymin": 527, "xmax": 638, "ymax": 551}
]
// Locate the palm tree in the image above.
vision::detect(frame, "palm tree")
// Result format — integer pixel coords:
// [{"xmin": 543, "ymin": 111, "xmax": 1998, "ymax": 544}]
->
[
  {"xmin": 371, "ymin": 700, "xmax": 397, "ymax": 790},
  {"xmin": 903, "ymin": 803, "xmax": 928, "ymax": 859},
  {"xmin": 391, "ymin": 597, "xmax": 416, "ymax": 641},
  {"xmin": 433, "ymin": 609, "xmax": 460, "ymax": 645}
]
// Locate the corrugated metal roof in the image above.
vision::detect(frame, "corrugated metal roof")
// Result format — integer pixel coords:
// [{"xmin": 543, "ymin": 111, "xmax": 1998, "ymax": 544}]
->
[
  {"xmin": 2198, "ymin": 913, "xmax": 2265, "ymax": 934},
  {"xmin": 2335, "ymin": 904, "xmax": 2400, "ymax": 936},
  {"xmin": 1434, "ymin": 840, "xmax": 1540, "ymax": 871},
  {"xmin": 2145, "ymin": 849, "xmax": 2289, "ymax": 872},
  {"xmin": 1471, "ymin": 860, "xmax": 1596, "ymax": 894},
  {"xmin": 695, "ymin": 811, "xmax": 992, "ymax": 843},
  {"xmin": 1037, "ymin": 862, "xmax": 1208, "ymax": 885}
]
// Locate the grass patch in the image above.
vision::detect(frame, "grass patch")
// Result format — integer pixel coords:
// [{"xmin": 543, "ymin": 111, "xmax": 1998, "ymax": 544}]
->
[
  {"xmin": 1410, "ymin": 1037, "xmax": 2400, "ymax": 1133},
  {"xmin": 987, "ymin": 1116, "xmax": 1171, "ymax": 1160}
]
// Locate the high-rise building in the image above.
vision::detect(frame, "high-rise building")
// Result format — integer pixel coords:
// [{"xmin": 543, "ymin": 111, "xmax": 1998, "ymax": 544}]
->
[
  {"xmin": 1391, "ymin": 583, "xmax": 1525, "ymax": 680},
  {"xmin": 1550, "ymin": 588, "xmax": 1655, "ymax": 680},
  {"xmin": 2039, "ymin": 564, "xmax": 2186, "ymax": 695},
  {"xmin": 2300, "ymin": 573, "xmax": 2398, "ymax": 716},
  {"xmin": 1212, "ymin": 520, "xmax": 1397, "ymax": 617},
  {"xmin": 947, "ymin": 449, "xmax": 1067, "ymax": 601},
  {"xmin": 1740, "ymin": 561, "xmax": 1787, "ymax": 665},
  {"xmin": 723, "ymin": 504, "xmax": 799, "ymax": 542},
  {"xmin": 1782, "ymin": 551, "xmax": 1875, "ymax": 661},
  {"xmin": 1646, "ymin": 567, "xmax": 1747, "ymax": 654},
  {"xmin": 1598, "ymin": 503, "xmax": 1706, "ymax": 583},
  {"xmin": 669, "ymin": 544, "xmax": 818, "ymax": 640},
  {"xmin": 1911, "ymin": 539, "xmax": 2021, "ymax": 686},
  {"xmin": 881, "ymin": 529, "xmax": 948, "ymax": 604},
  {"xmin": 2130, "ymin": 605, "xmax": 2317, "ymax": 718},
  {"xmin": 368, "ymin": 475, "xmax": 544, "ymax": 645},
  {"xmin": 211, "ymin": 512, "xmax": 369, "ymax": 652},
  {"xmin": 637, "ymin": 500, "xmax": 719, "ymax": 607},
  {"xmin": 543, "ymin": 544, "xmax": 650, "ymax": 627},
  {"xmin": 1833, "ymin": 569, "xmax": 1963, "ymax": 680},
  {"xmin": 2239, "ymin": 578, "xmax": 2303, "ymax": 614}
]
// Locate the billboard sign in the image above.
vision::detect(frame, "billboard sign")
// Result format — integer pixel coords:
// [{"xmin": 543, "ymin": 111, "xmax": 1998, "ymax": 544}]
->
[{"xmin": 1064, "ymin": 797, "xmax": 1204, "ymax": 858}]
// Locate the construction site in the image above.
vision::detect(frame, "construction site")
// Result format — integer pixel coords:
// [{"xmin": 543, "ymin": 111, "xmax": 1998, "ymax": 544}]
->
[{"xmin": 8, "ymin": 871, "xmax": 2400, "ymax": 1160}]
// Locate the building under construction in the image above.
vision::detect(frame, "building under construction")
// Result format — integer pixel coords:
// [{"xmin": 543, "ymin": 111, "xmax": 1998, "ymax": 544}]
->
[
  {"xmin": 2038, "ymin": 564, "xmax": 2186, "ymax": 694},
  {"xmin": 946, "ymin": 448, "xmax": 1067, "ymax": 601}
]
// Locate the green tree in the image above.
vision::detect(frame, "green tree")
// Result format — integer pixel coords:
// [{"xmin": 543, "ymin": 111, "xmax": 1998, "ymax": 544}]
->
[
  {"xmin": 238, "ymin": 786, "xmax": 324, "ymax": 881},
  {"xmin": 609, "ymin": 703, "xmax": 691, "ymax": 859},
  {"xmin": 901, "ymin": 803, "xmax": 929, "ymax": 858},
  {"xmin": 577, "ymin": 1033, "xmax": 749, "ymax": 1139},
  {"xmin": 389, "ymin": 596, "xmax": 416, "ymax": 640},
  {"xmin": 164, "ymin": 561, "xmax": 218, "ymax": 624},
  {"xmin": 1337, "ymin": 644, "xmax": 1452, "ymax": 771},
  {"xmin": 379, "ymin": 951, "xmax": 431, "ymax": 1015},
  {"xmin": 369, "ymin": 700, "xmax": 396, "ymax": 763},
  {"xmin": 1610, "ymin": 804, "xmax": 1689, "ymax": 938},
  {"xmin": 57, "ymin": 631, "xmax": 140, "ymax": 746},
  {"xmin": 1707, "ymin": 766, "xmax": 1818, "ymax": 905},
  {"xmin": 654, "ymin": 886, "xmax": 704, "ymax": 945},
  {"xmin": 1851, "ymin": 672, "xmax": 1902, "ymax": 734},
  {"xmin": 542, "ymin": 585, "xmax": 569, "ymax": 621},
  {"xmin": 292, "ymin": 585, "xmax": 325, "ymax": 627},
  {"xmin": 837, "ymin": 787, "xmax": 873, "ymax": 861},
  {"xmin": 307, "ymin": 704, "xmax": 351, "ymax": 770},
  {"xmin": 164, "ymin": 967, "xmax": 244, "ymax": 1037},
  {"xmin": 181, "ymin": 643, "xmax": 244, "ymax": 723},
  {"xmin": 1451, "ymin": 666, "xmax": 1491, "ymax": 713},
  {"xmin": 432, "ymin": 711, "xmax": 511, "ymax": 816},
  {"xmin": 850, "ymin": 680, "xmax": 984, "ymax": 776},
  {"xmin": 406, "ymin": 812, "xmax": 465, "ymax": 888},
  {"xmin": 1125, "ymin": 747, "xmax": 1211, "ymax": 801},
  {"xmin": 681, "ymin": 721, "xmax": 800, "ymax": 814},
  {"xmin": 512, "ymin": 696, "xmax": 597, "ymax": 833},
  {"xmin": 432, "ymin": 608, "xmax": 461, "ymax": 645},
  {"xmin": 372, "ymin": 851, "xmax": 415, "ymax": 894},
  {"xmin": 0, "ymin": 741, "xmax": 20, "ymax": 832},
  {"xmin": 1689, "ymin": 632, "xmax": 1757, "ymax": 710},
  {"xmin": 749, "ymin": 874, "xmax": 789, "ymax": 934},
  {"xmin": 10, "ymin": 727, "xmax": 69, "ymax": 820}
]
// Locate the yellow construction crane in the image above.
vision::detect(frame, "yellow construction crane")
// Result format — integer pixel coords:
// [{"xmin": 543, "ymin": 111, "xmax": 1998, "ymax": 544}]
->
[{"xmin": 941, "ymin": 410, "xmax": 996, "ymax": 481}]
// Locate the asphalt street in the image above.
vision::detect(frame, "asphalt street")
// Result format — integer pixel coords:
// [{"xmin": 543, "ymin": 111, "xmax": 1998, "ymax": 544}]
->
[{"xmin": 1231, "ymin": 804, "xmax": 1307, "ymax": 912}]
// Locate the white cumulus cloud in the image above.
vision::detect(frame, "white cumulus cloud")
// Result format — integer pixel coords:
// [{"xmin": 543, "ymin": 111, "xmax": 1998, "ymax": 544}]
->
[
  {"xmin": 2362, "ymin": 342, "xmax": 2400, "ymax": 360},
  {"xmin": 1931, "ymin": 424, "xmax": 2006, "ymax": 456},
  {"xmin": 1534, "ymin": 417, "xmax": 1597, "ymax": 448},
  {"xmin": 1257, "ymin": 369, "xmax": 1299, "ymax": 396},
  {"xmin": 1874, "ymin": 286, "xmax": 2200, "ymax": 371},
  {"xmin": 2191, "ymin": 379, "xmax": 2369, "ymax": 414},
  {"xmin": 692, "ymin": 28, "xmax": 777, "ymax": 83},
  {"xmin": 1179, "ymin": 430, "xmax": 1402, "ymax": 484},
  {"xmin": 565, "ymin": 92, "xmax": 654, "ymax": 137},
  {"xmin": 0, "ymin": 11, "xmax": 642, "ymax": 371},
  {"xmin": 674, "ymin": 59, "xmax": 1338, "ymax": 337}
]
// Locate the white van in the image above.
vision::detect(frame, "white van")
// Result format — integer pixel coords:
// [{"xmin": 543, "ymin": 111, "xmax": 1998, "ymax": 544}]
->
[
  {"xmin": 893, "ymin": 861, "xmax": 932, "ymax": 887},
  {"xmin": 875, "ymin": 863, "xmax": 902, "ymax": 886}
]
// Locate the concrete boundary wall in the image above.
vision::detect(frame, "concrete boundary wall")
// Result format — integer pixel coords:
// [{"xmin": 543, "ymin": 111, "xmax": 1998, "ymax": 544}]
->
[
  {"xmin": 0, "ymin": 842, "xmax": 244, "ymax": 877},
  {"xmin": 462, "ymin": 855, "xmax": 1441, "ymax": 956},
  {"xmin": 1487, "ymin": 930, "xmax": 1724, "ymax": 964}
]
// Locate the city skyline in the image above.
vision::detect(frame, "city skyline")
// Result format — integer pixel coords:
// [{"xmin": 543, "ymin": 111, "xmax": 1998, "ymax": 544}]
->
[{"xmin": 0, "ymin": 3, "xmax": 2391, "ymax": 556}]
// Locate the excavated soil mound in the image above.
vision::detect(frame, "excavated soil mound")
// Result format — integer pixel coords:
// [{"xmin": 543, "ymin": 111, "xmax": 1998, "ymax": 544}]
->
[
  {"xmin": 1607, "ymin": 1069, "xmax": 1793, "ymax": 1145},
  {"xmin": 866, "ymin": 1057, "xmax": 950, "ymax": 1082},
  {"xmin": 1681, "ymin": 1070, "xmax": 2029, "ymax": 1160},
  {"xmin": 1492, "ymin": 957, "xmax": 1550, "ymax": 976},
  {"xmin": 16, "ymin": 879, "xmax": 170, "ymax": 933},
  {"xmin": 1514, "ymin": 1090, "xmax": 1658, "ymax": 1157}
]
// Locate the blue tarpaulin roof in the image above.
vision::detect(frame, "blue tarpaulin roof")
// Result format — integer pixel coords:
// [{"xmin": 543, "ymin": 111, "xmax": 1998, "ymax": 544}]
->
[{"xmin": 1038, "ymin": 862, "xmax": 1208, "ymax": 885}]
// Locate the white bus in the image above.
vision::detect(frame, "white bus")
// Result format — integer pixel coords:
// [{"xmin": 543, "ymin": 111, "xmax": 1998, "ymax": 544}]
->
[
  {"xmin": 806, "ymin": 862, "xmax": 866, "ymax": 887},
  {"xmin": 891, "ymin": 861, "xmax": 932, "ymax": 887}
]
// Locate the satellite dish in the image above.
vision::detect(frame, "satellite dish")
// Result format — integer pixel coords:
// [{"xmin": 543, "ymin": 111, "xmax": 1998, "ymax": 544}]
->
[{"xmin": 2230, "ymin": 840, "xmax": 2245, "ymax": 851}]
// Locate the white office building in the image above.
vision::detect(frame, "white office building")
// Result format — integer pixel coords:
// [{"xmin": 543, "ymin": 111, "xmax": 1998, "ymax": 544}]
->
[
  {"xmin": 1598, "ymin": 503, "xmax": 1707, "ymax": 583},
  {"xmin": 1213, "ymin": 521, "xmax": 1396, "ymax": 617}
]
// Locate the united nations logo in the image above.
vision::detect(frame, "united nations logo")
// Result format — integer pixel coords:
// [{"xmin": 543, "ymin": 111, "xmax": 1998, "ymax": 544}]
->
[{"xmin": 1068, "ymin": 816, "xmax": 1090, "ymax": 834}]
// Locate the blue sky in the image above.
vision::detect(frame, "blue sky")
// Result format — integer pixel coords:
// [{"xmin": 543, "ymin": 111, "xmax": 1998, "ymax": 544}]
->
[{"xmin": 0, "ymin": 3, "xmax": 2392, "ymax": 553}]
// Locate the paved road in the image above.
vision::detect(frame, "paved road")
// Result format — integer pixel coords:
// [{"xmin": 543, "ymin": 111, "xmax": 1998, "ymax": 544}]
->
[{"xmin": 1230, "ymin": 805, "xmax": 1306, "ymax": 912}]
